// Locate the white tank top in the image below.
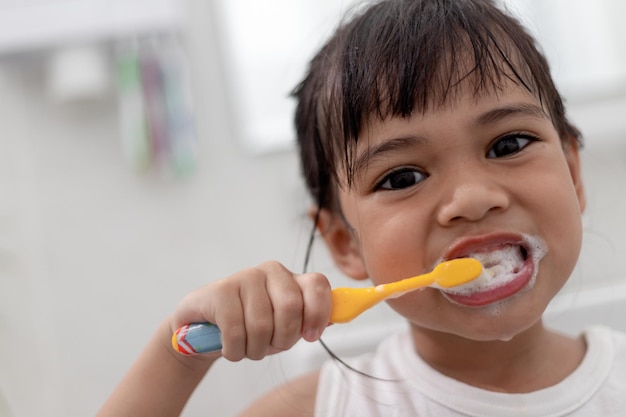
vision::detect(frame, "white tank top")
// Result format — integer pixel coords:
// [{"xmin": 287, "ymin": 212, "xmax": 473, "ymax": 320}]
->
[{"xmin": 315, "ymin": 326, "xmax": 626, "ymax": 416}]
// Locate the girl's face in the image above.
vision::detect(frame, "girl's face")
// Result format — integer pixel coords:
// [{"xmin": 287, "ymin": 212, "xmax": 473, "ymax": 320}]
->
[{"xmin": 323, "ymin": 82, "xmax": 585, "ymax": 341}]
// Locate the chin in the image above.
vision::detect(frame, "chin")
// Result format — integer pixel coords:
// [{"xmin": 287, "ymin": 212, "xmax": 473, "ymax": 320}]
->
[{"xmin": 452, "ymin": 299, "xmax": 546, "ymax": 342}]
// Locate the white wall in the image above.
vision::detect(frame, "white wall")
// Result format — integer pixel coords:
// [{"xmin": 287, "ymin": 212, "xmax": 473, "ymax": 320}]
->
[
  {"xmin": 0, "ymin": 1, "xmax": 624, "ymax": 417},
  {"xmin": 0, "ymin": 1, "xmax": 315, "ymax": 415}
]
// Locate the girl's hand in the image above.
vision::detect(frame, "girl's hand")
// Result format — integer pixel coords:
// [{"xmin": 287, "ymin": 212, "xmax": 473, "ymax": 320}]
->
[{"xmin": 170, "ymin": 261, "xmax": 332, "ymax": 362}]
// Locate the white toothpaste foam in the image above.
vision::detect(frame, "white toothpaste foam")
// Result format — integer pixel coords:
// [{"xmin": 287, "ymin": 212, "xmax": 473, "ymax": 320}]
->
[{"xmin": 444, "ymin": 234, "xmax": 547, "ymax": 296}]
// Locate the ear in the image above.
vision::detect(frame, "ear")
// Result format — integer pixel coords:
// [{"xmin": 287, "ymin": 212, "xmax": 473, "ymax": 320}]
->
[
  {"xmin": 563, "ymin": 138, "xmax": 586, "ymax": 213},
  {"xmin": 310, "ymin": 207, "xmax": 369, "ymax": 280}
]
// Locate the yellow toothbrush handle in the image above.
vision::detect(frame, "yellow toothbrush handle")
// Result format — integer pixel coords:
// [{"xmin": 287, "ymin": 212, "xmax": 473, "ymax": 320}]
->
[
  {"xmin": 330, "ymin": 287, "xmax": 383, "ymax": 324},
  {"xmin": 381, "ymin": 272, "xmax": 435, "ymax": 294},
  {"xmin": 329, "ymin": 259, "xmax": 482, "ymax": 323}
]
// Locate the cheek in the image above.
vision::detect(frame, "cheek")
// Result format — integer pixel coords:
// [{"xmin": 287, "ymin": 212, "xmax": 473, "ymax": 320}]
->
[
  {"xmin": 546, "ymin": 208, "xmax": 582, "ymax": 282},
  {"xmin": 353, "ymin": 208, "xmax": 432, "ymax": 284},
  {"xmin": 531, "ymin": 168, "xmax": 583, "ymax": 280}
]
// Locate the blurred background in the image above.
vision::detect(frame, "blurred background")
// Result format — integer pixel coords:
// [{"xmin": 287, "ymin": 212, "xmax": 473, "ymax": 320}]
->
[{"xmin": 0, "ymin": 0, "xmax": 624, "ymax": 416}]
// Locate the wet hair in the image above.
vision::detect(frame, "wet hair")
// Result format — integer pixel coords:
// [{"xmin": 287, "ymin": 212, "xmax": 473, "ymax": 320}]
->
[
  {"xmin": 292, "ymin": 0, "xmax": 583, "ymax": 377},
  {"xmin": 292, "ymin": 0, "xmax": 582, "ymax": 217}
]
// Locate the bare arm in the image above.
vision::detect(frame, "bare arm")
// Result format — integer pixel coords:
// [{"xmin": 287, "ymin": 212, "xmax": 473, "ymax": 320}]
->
[
  {"xmin": 96, "ymin": 319, "xmax": 219, "ymax": 417},
  {"xmin": 96, "ymin": 261, "xmax": 332, "ymax": 417}
]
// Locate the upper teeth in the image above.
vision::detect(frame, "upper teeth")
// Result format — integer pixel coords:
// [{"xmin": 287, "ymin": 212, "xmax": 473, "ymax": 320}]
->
[
  {"xmin": 444, "ymin": 245, "xmax": 525, "ymax": 295},
  {"xmin": 471, "ymin": 245, "xmax": 524, "ymax": 280}
]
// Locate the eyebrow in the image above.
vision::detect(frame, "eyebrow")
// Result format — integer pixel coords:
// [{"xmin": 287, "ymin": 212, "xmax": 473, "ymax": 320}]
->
[
  {"xmin": 351, "ymin": 103, "xmax": 549, "ymax": 182},
  {"xmin": 352, "ymin": 135, "xmax": 424, "ymax": 180},
  {"xmin": 473, "ymin": 102, "xmax": 549, "ymax": 127}
]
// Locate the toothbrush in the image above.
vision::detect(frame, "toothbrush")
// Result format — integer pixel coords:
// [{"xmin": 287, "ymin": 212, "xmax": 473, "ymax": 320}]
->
[
  {"xmin": 329, "ymin": 257, "xmax": 482, "ymax": 323},
  {"xmin": 172, "ymin": 258, "xmax": 482, "ymax": 355}
]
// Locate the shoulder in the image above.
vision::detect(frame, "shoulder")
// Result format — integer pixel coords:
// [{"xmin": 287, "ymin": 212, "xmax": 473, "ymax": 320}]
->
[
  {"xmin": 582, "ymin": 325, "xmax": 626, "ymax": 366},
  {"xmin": 237, "ymin": 370, "xmax": 320, "ymax": 417},
  {"xmin": 583, "ymin": 326, "xmax": 626, "ymax": 384},
  {"xmin": 586, "ymin": 325, "xmax": 626, "ymax": 348},
  {"xmin": 604, "ymin": 326, "xmax": 626, "ymax": 357}
]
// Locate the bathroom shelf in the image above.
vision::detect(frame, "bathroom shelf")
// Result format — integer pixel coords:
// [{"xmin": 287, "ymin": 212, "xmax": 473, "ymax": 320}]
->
[{"xmin": 0, "ymin": 0, "xmax": 181, "ymax": 55}]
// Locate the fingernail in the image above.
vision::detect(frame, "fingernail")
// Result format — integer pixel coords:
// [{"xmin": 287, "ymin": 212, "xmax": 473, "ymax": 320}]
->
[{"xmin": 303, "ymin": 329, "xmax": 321, "ymax": 342}]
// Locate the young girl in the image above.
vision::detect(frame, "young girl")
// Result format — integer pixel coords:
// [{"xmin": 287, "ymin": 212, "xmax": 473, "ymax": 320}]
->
[{"xmin": 97, "ymin": 0, "xmax": 626, "ymax": 415}]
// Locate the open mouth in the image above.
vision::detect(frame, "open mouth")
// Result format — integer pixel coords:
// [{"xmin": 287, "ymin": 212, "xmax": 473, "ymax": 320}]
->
[
  {"xmin": 473, "ymin": 244, "xmax": 527, "ymax": 282},
  {"xmin": 441, "ymin": 238, "xmax": 542, "ymax": 307}
]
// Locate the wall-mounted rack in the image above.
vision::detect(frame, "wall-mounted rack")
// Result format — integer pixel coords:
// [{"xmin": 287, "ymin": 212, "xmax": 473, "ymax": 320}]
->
[{"xmin": 0, "ymin": 0, "xmax": 181, "ymax": 55}]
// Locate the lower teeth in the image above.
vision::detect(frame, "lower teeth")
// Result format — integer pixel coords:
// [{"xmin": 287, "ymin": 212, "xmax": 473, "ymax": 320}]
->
[
  {"xmin": 445, "ymin": 245, "xmax": 525, "ymax": 295},
  {"xmin": 472, "ymin": 245, "xmax": 524, "ymax": 280}
]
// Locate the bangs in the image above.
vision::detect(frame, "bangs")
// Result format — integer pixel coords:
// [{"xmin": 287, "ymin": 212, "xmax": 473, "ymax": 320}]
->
[
  {"xmin": 336, "ymin": 1, "xmax": 553, "ymax": 186},
  {"xmin": 293, "ymin": 0, "xmax": 578, "ymax": 209}
]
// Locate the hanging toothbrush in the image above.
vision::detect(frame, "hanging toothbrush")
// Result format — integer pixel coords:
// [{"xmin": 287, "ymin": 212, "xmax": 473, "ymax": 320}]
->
[{"xmin": 116, "ymin": 40, "xmax": 151, "ymax": 171}]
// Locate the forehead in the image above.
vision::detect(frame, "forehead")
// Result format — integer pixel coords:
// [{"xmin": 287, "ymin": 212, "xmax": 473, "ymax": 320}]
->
[
  {"xmin": 360, "ymin": 80, "xmax": 547, "ymax": 147},
  {"xmin": 307, "ymin": 1, "xmax": 568, "ymax": 194},
  {"xmin": 344, "ymin": 83, "xmax": 551, "ymax": 184}
]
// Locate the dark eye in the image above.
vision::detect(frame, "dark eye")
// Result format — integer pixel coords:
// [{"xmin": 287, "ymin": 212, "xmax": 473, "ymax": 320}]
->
[
  {"xmin": 377, "ymin": 168, "xmax": 427, "ymax": 190},
  {"xmin": 487, "ymin": 134, "xmax": 536, "ymax": 158}
]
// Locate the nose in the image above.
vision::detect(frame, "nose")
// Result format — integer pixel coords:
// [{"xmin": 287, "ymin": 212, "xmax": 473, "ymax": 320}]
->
[{"xmin": 436, "ymin": 173, "xmax": 510, "ymax": 225}]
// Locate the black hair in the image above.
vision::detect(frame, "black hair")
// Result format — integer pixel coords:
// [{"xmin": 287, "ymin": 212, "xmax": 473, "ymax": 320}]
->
[
  {"xmin": 292, "ymin": 0, "xmax": 583, "ymax": 377},
  {"xmin": 293, "ymin": 0, "xmax": 581, "ymax": 215}
]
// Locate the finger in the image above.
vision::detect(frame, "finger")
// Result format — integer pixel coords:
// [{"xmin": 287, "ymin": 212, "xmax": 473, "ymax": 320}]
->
[
  {"xmin": 207, "ymin": 279, "xmax": 247, "ymax": 361},
  {"xmin": 261, "ymin": 261, "xmax": 305, "ymax": 352},
  {"xmin": 295, "ymin": 272, "xmax": 332, "ymax": 342},
  {"xmin": 172, "ymin": 280, "xmax": 245, "ymax": 356},
  {"xmin": 238, "ymin": 268, "xmax": 275, "ymax": 360}
]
